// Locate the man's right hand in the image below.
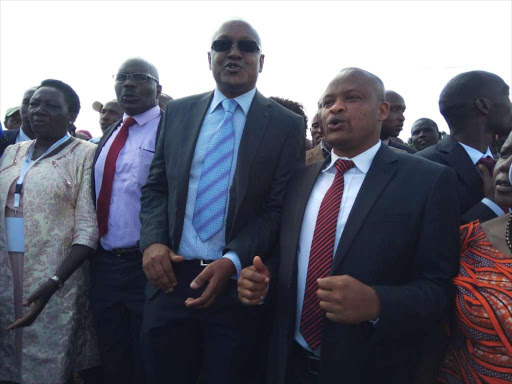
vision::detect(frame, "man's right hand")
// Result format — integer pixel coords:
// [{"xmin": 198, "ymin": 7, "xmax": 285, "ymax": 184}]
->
[
  {"xmin": 237, "ymin": 256, "xmax": 270, "ymax": 305},
  {"xmin": 142, "ymin": 243, "xmax": 184, "ymax": 293}
]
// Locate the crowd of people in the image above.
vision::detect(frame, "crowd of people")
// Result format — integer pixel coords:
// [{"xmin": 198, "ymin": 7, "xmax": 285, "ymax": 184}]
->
[{"xmin": 0, "ymin": 18, "xmax": 511, "ymax": 384}]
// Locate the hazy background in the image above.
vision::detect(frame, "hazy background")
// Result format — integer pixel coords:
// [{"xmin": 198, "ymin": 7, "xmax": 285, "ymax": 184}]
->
[{"xmin": 1, "ymin": 0, "xmax": 511, "ymax": 140}]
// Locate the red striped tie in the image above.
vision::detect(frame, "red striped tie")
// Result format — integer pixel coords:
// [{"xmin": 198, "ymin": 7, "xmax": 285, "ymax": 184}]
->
[
  {"xmin": 300, "ymin": 159, "xmax": 355, "ymax": 350},
  {"xmin": 96, "ymin": 117, "xmax": 136, "ymax": 238}
]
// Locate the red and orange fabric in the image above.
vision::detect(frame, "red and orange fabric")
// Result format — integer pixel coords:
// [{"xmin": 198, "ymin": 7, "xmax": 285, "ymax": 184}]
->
[{"xmin": 439, "ymin": 221, "xmax": 512, "ymax": 383}]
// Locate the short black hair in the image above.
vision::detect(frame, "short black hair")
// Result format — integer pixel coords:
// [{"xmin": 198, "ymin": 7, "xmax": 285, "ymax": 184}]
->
[
  {"xmin": 411, "ymin": 118, "xmax": 439, "ymax": 133},
  {"xmin": 39, "ymin": 79, "xmax": 81, "ymax": 117},
  {"xmin": 270, "ymin": 96, "xmax": 308, "ymax": 130},
  {"xmin": 439, "ymin": 70, "xmax": 508, "ymax": 130}
]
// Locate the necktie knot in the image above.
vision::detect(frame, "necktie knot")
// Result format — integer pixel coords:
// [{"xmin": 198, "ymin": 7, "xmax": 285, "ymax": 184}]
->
[
  {"xmin": 335, "ymin": 159, "xmax": 355, "ymax": 175},
  {"xmin": 122, "ymin": 116, "xmax": 137, "ymax": 129},
  {"xmin": 222, "ymin": 99, "xmax": 238, "ymax": 114},
  {"xmin": 477, "ymin": 156, "xmax": 496, "ymax": 175}
]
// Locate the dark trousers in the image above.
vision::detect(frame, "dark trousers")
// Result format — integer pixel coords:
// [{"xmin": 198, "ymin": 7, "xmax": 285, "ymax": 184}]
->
[
  {"xmin": 90, "ymin": 248, "xmax": 147, "ymax": 384},
  {"xmin": 286, "ymin": 343, "xmax": 320, "ymax": 384},
  {"xmin": 140, "ymin": 261, "xmax": 264, "ymax": 384}
]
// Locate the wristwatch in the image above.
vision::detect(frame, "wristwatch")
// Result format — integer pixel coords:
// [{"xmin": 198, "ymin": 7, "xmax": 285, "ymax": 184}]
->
[{"xmin": 50, "ymin": 275, "xmax": 64, "ymax": 289}]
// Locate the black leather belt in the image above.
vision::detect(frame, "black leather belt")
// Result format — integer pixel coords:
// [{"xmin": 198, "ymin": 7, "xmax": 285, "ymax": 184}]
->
[
  {"xmin": 182, "ymin": 259, "xmax": 215, "ymax": 267},
  {"xmin": 293, "ymin": 342, "xmax": 321, "ymax": 375},
  {"xmin": 101, "ymin": 246, "xmax": 141, "ymax": 260}
]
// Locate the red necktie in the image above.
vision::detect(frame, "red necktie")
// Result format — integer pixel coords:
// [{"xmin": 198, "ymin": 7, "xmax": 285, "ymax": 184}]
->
[
  {"xmin": 476, "ymin": 156, "xmax": 496, "ymax": 175},
  {"xmin": 300, "ymin": 159, "xmax": 354, "ymax": 350},
  {"xmin": 97, "ymin": 117, "xmax": 136, "ymax": 238}
]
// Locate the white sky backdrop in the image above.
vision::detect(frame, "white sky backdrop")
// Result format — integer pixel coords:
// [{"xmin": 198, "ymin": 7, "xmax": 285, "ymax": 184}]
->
[{"xmin": 1, "ymin": 0, "xmax": 511, "ymax": 140}]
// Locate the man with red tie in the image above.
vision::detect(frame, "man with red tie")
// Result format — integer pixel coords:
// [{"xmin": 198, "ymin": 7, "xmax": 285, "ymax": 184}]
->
[
  {"xmin": 417, "ymin": 70, "xmax": 512, "ymax": 223},
  {"xmin": 238, "ymin": 68, "xmax": 460, "ymax": 383},
  {"xmin": 91, "ymin": 57, "xmax": 162, "ymax": 384}
]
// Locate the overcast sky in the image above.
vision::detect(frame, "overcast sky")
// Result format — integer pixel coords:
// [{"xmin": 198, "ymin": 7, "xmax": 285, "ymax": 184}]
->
[{"xmin": 1, "ymin": 0, "xmax": 511, "ymax": 139}]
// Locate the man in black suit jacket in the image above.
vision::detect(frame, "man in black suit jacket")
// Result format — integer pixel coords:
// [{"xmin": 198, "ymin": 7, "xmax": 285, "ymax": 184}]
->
[
  {"xmin": 380, "ymin": 90, "xmax": 416, "ymax": 154},
  {"xmin": 139, "ymin": 20, "xmax": 304, "ymax": 384},
  {"xmin": 417, "ymin": 70, "xmax": 512, "ymax": 223},
  {"xmin": 0, "ymin": 87, "xmax": 37, "ymax": 157},
  {"xmin": 238, "ymin": 68, "xmax": 459, "ymax": 384}
]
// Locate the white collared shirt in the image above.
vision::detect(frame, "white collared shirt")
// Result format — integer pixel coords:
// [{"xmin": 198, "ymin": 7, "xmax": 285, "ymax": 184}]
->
[
  {"xmin": 94, "ymin": 105, "xmax": 161, "ymax": 250},
  {"xmin": 295, "ymin": 141, "xmax": 382, "ymax": 353},
  {"xmin": 458, "ymin": 142, "xmax": 504, "ymax": 216}
]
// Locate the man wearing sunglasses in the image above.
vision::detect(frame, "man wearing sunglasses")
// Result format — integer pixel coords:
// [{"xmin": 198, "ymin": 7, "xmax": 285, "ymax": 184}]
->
[
  {"xmin": 139, "ymin": 19, "xmax": 305, "ymax": 384},
  {"xmin": 91, "ymin": 57, "xmax": 162, "ymax": 384}
]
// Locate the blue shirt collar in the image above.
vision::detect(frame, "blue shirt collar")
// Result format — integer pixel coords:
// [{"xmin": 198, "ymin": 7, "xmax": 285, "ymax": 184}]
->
[{"xmin": 209, "ymin": 88, "xmax": 257, "ymax": 116}]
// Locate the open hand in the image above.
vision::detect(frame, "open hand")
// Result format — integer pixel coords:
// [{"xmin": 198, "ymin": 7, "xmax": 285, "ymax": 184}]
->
[
  {"xmin": 142, "ymin": 243, "xmax": 184, "ymax": 292},
  {"xmin": 185, "ymin": 258, "xmax": 236, "ymax": 309},
  {"xmin": 238, "ymin": 256, "xmax": 270, "ymax": 305},
  {"xmin": 8, "ymin": 279, "xmax": 58, "ymax": 330},
  {"xmin": 317, "ymin": 275, "xmax": 380, "ymax": 324}
]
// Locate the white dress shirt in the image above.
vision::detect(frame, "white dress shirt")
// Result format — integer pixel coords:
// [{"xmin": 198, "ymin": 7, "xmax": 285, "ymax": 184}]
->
[
  {"xmin": 458, "ymin": 142, "xmax": 504, "ymax": 216},
  {"xmin": 295, "ymin": 141, "xmax": 382, "ymax": 353},
  {"xmin": 95, "ymin": 106, "xmax": 161, "ymax": 250}
]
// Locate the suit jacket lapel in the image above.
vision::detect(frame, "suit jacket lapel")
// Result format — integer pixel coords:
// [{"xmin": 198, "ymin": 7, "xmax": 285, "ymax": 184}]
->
[
  {"xmin": 438, "ymin": 136, "xmax": 481, "ymax": 189},
  {"xmin": 226, "ymin": 90, "xmax": 273, "ymax": 237},
  {"xmin": 175, "ymin": 92, "xmax": 214, "ymax": 220},
  {"xmin": 331, "ymin": 145, "xmax": 399, "ymax": 272}
]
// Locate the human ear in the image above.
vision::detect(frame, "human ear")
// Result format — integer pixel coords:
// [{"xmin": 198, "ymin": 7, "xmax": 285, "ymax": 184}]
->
[
  {"xmin": 378, "ymin": 101, "xmax": 390, "ymax": 121},
  {"xmin": 475, "ymin": 98, "xmax": 491, "ymax": 116}
]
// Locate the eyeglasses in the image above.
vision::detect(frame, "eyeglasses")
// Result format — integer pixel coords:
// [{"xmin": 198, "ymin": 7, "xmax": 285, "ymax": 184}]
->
[
  {"xmin": 211, "ymin": 39, "xmax": 261, "ymax": 53},
  {"xmin": 113, "ymin": 73, "xmax": 159, "ymax": 82}
]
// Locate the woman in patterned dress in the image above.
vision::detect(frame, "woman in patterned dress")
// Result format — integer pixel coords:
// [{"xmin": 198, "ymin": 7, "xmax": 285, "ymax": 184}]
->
[
  {"xmin": 0, "ymin": 80, "xmax": 99, "ymax": 384},
  {"xmin": 439, "ymin": 131, "xmax": 512, "ymax": 383}
]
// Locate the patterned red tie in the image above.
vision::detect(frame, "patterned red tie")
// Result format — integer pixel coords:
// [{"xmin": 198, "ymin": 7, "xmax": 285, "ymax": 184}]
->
[
  {"xmin": 476, "ymin": 156, "xmax": 496, "ymax": 175},
  {"xmin": 300, "ymin": 159, "xmax": 355, "ymax": 350},
  {"xmin": 97, "ymin": 117, "xmax": 136, "ymax": 238}
]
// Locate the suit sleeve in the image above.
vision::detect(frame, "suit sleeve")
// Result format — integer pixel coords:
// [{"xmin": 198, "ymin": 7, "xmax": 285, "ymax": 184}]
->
[
  {"xmin": 139, "ymin": 108, "xmax": 171, "ymax": 250},
  {"xmin": 225, "ymin": 115, "xmax": 305, "ymax": 268},
  {"xmin": 461, "ymin": 201, "xmax": 497, "ymax": 224},
  {"xmin": 372, "ymin": 166, "xmax": 460, "ymax": 341}
]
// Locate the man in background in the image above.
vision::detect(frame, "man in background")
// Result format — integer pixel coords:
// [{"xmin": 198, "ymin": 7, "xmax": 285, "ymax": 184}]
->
[
  {"xmin": 380, "ymin": 90, "xmax": 416, "ymax": 153},
  {"xmin": 410, "ymin": 118, "xmax": 440, "ymax": 151}
]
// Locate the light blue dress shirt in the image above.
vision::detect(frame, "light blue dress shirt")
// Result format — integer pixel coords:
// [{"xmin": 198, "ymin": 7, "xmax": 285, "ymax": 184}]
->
[{"xmin": 177, "ymin": 88, "xmax": 257, "ymax": 276}]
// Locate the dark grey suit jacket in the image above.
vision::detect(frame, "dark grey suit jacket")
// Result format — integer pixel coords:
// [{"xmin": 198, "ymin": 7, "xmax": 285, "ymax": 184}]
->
[
  {"xmin": 416, "ymin": 135, "xmax": 496, "ymax": 223},
  {"xmin": 139, "ymin": 90, "xmax": 305, "ymax": 275},
  {"xmin": 268, "ymin": 144, "xmax": 460, "ymax": 384},
  {"xmin": 389, "ymin": 139, "xmax": 417, "ymax": 154}
]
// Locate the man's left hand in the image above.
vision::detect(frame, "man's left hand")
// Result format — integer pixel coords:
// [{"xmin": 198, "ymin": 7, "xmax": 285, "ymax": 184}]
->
[
  {"xmin": 317, "ymin": 275, "xmax": 380, "ymax": 324},
  {"xmin": 185, "ymin": 258, "xmax": 236, "ymax": 309}
]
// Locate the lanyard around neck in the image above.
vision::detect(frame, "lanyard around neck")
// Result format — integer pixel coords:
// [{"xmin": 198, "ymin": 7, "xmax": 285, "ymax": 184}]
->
[{"xmin": 13, "ymin": 134, "xmax": 71, "ymax": 211}]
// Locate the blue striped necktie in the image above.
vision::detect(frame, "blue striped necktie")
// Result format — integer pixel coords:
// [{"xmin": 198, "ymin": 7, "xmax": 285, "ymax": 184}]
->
[{"xmin": 193, "ymin": 98, "xmax": 238, "ymax": 241}]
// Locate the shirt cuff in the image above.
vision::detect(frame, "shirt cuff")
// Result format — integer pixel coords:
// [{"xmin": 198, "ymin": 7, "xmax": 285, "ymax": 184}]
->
[
  {"xmin": 222, "ymin": 251, "xmax": 242, "ymax": 279},
  {"xmin": 482, "ymin": 198, "xmax": 505, "ymax": 216}
]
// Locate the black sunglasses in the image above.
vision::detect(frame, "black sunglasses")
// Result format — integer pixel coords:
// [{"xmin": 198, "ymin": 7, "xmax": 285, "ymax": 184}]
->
[{"xmin": 211, "ymin": 39, "xmax": 261, "ymax": 53}]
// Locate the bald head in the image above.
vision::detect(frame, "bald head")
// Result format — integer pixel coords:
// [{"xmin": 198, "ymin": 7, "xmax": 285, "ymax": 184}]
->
[
  {"xmin": 211, "ymin": 19, "xmax": 262, "ymax": 47},
  {"xmin": 333, "ymin": 67, "xmax": 386, "ymax": 102},
  {"xmin": 439, "ymin": 70, "xmax": 511, "ymax": 133},
  {"xmin": 118, "ymin": 57, "xmax": 159, "ymax": 81},
  {"xmin": 385, "ymin": 90, "xmax": 404, "ymax": 105}
]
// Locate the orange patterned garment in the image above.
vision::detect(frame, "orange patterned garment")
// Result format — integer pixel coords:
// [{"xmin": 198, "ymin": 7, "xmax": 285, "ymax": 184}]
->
[{"xmin": 439, "ymin": 221, "xmax": 512, "ymax": 383}]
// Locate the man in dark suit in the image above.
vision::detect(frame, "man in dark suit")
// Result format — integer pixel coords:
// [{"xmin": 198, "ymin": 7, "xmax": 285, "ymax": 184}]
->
[
  {"xmin": 139, "ymin": 19, "xmax": 304, "ymax": 384},
  {"xmin": 380, "ymin": 90, "xmax": 416, "ymax": 154},
  {"xmin": 0, "ymin": 87, "xmax": 37, "ymax": 157},
  {"xmin": 417, "ymin": 70, "xmax": 512, "ymax": 223},
  {"xmin": 90, "ymin": 57, "xmax": 162, "ymax": 384},
  {"xmin": 238, "ymin": 67, "xmax": 460, "ymax": 384}
]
